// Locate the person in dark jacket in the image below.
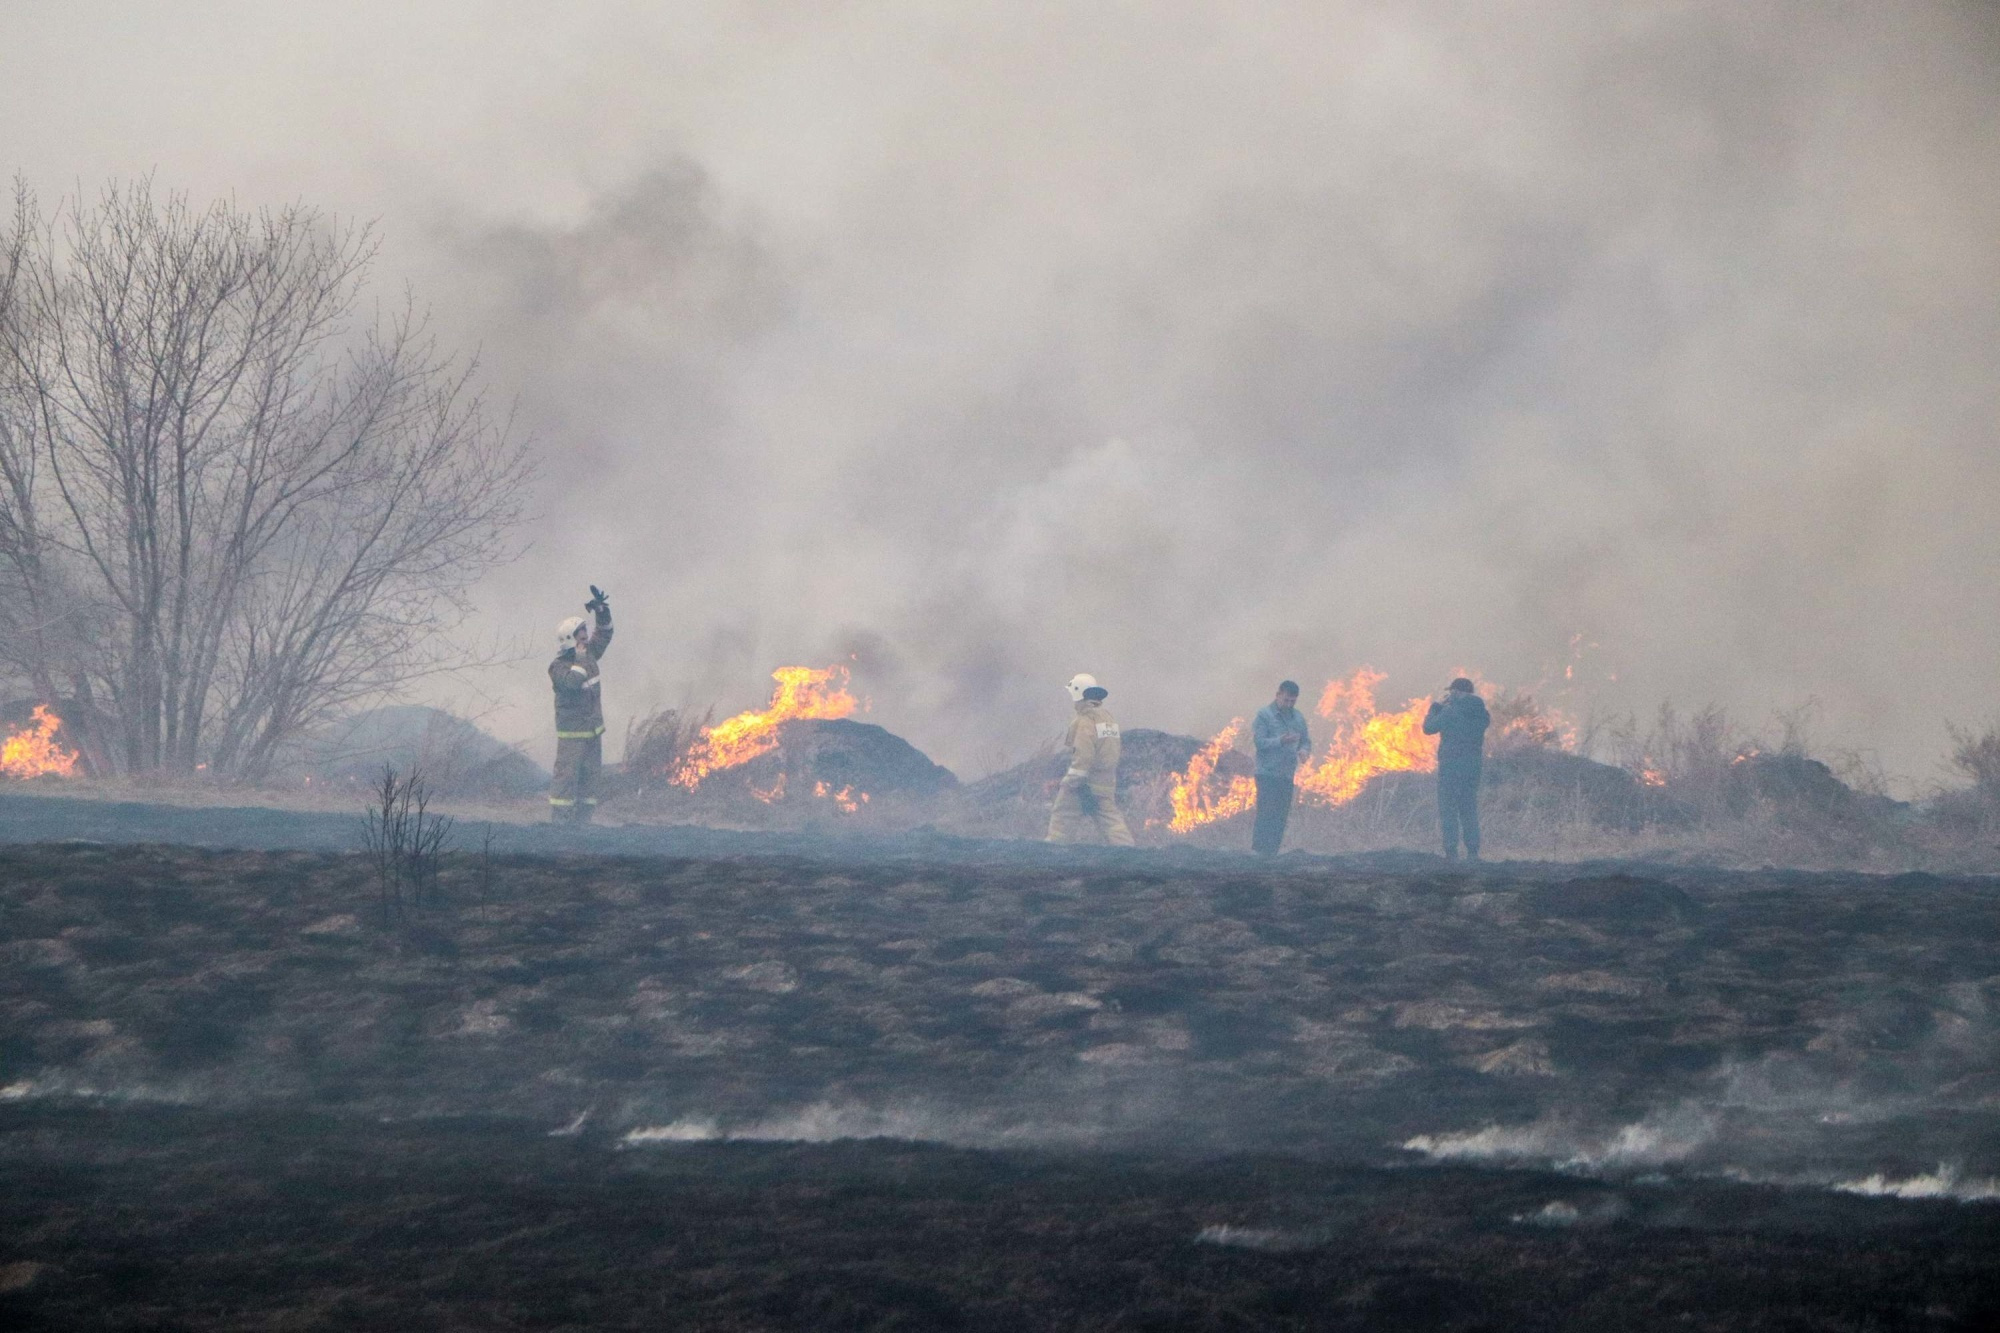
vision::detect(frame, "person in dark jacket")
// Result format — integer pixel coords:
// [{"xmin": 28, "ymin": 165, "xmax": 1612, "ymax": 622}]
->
[
  {"xmin": 1422, "ymin": 677, "xmax": 1490, "ymax": 860},
  {"xmin": 1251, "ymin": 680, "xmax": 1311, "ymax": 855},
  {"xmin": 548, "ymin": 586, "xmax": 613, "ymax": 823}
]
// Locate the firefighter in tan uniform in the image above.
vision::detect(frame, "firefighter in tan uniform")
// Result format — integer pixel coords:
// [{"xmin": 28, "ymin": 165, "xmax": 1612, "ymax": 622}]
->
[
  {"xmin": 548, "ymin": 585, "xmax": 613, "ymax": 823},
  {"xmin": 1047, "ymin": 673, "xmax": 1136, "ymax": 846}
]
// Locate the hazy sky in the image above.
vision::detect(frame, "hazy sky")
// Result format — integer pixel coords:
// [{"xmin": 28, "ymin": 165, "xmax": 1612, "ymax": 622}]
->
[{"xmin": 4, "ymin": 2, "xmax": 1996, "ymax": 786}]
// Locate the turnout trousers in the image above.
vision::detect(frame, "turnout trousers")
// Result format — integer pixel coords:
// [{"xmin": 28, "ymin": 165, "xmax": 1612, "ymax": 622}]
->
[
  {"xmin": 551, "ymin": 732, "xmax": 603, "ymax": 823},
  {"xmin": 1438, "ymin": 765, "xmax": 1481, "ymax": 859},
  {"xmin": 1252, "ymin": 776, "xmax": 1295, "ymax": 855},
  {"xmin": 1047, "ymin": 776, "xmax": 1135, "ymax": 846}
]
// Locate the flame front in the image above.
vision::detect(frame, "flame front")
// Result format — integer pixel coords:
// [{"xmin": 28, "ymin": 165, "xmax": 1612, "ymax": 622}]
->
[
  {"xmin": 1, "ymin": 705, "xmax": 79, "ymax": 779},
  {"xmin": 1166, "ymin": 720, "xmax": 1257, "ymax": 833},
  {"xmin": 1294, "ymin": 669, "xmax": 1435, "ymax": 805},
  {"xmin": 673, "ymin": 665, "xmax": 858, "ymax": 789},
  {"xmin": 1164, "ymin": 669, "xmax": 1444, "ymax": 832}
]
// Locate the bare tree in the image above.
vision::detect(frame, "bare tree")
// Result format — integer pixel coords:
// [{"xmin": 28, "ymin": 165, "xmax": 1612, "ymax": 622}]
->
[{"xmin": 0, "ymin": 179, "xmax": 531, "ymax": 780}]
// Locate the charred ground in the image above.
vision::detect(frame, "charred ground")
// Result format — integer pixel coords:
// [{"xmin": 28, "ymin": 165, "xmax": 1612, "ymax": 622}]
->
[
  {"xmin": 1, "ymin": 824, "xmax": 1997, "ymax": 1328},
  {"xmin": 6, "ymin": 1106, "xmax": 1996, "ymax": 1332}
]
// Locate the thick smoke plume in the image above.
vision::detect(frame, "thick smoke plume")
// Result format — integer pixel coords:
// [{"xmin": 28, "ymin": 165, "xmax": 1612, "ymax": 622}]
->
[{"xmin": 3, "ymin": 3, "xmax": 1995, "ymax": 780}]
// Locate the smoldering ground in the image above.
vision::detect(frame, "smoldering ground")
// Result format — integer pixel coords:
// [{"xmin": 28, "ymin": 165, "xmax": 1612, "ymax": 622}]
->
[
  {"xmin": 5, "ymin": 4, "xmax": 1998, "ymax": 783},
  {"xmin": 3, "ymin": 835, "xmax": 2000, "ymax": 1327}
]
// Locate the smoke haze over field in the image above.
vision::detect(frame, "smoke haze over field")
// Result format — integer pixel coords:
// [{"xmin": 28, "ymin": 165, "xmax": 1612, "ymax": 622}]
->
[{"xmin": 3, "ymin": 2, "xmax": 1997, "ymax": 783}]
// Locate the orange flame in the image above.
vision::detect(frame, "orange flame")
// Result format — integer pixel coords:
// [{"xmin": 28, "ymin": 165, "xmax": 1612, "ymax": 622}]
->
[
  {"xmin": 1162, "ymin": 668, "xmax": 1583, "ymax": 835},
  {"xmin": 1498, "ymin": 709, "xmax": 1574, "ymax": 751},
  {"xmin": 1165, "ymin": 720, "xmax": 1258, "ymax": 833},
  {"xmin": 1, "ymin": 705, "xmax": 79, "ymax": 779},
  {"xmin": 1639, "ymin": 766, "xmax": 1667, "ymax": 788},
  {"xmin": 1295, "ymin": 669, "xmax": 1435, "ymax": 805},
  {"xmin": 672, "ymin": 665, "xmax": 859, "ymax": 789}
]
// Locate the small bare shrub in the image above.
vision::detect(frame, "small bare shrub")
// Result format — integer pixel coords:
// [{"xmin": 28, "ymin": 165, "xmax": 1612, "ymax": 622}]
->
[
  {"xmin": 1946, "ymin": 721, "xmax": 2000, "ymax": 800},
  {"xmin": 1921, "ymin": 720, "xmax": 2000, "ymax": 861},
  {"xmin": 1487, "ymin": 689, "xmax": 1568, "ymax": 753},
  {"xmin": 475, "ymin": 821, "xmax": 497, "ymax": 898},
  {"xmin": 360, "ymin": 765, "xmax": 454, "ymax": 921},
  {"xmin": 623, "ymin": 706, "xmax": 713, "ymax": 790}
]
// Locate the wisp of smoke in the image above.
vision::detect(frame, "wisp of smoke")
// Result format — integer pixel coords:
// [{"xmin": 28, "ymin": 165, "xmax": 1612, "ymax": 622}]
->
[
  {"xmin": 620, "ymin": 1098, "xmax": 1111, "ymax": 1150},
  {"xmin": 1833, "ymin": 1167, "xmax": 2000, "ymax": 1204},
  {"xmin": 1193, "ymin": 1225, "xmax": 1324, "ymax": 1252},
  {"xmin": 0, "ymin": 1076, "xmax": 202, "ymax": 1107},
  {"xmin": 1402, "ymin": 1106, "xmax": 1718, "ymax": 1172}
]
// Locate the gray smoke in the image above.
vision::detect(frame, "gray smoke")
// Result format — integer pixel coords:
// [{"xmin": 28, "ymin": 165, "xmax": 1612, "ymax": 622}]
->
[{"xmin": 3, "ymin": 3, "xmax": 1996, "ymax": 781}]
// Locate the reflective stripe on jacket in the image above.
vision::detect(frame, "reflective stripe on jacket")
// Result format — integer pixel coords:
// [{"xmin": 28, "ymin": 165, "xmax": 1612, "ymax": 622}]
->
[{"xmin": 549, "ymin": 610, "xmax": 613, "ymax": 735}]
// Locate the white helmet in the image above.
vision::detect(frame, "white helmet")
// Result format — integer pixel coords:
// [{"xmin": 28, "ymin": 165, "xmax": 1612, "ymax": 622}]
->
[
  {"xmin": 556, "ymin": 615, "xmax": 590, "ymax": 650},
  {"xmin": 1065, "ymin": 672, "xmax": 1099, "ymax": 702}
]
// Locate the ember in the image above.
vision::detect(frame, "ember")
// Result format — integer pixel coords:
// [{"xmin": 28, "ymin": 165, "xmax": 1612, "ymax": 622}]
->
[
  {"xmin": 0, "ymin": 705, "xmax": 79, "ymax": 780},
  {"xmin": 813, "ymin": 780, "xmax": 867, "ymax": 814}
]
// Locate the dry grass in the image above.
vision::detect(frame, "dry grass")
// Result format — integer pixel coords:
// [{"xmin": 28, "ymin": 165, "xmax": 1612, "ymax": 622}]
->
[{"xmin": 618, "ymin": 706, "xmax": 712, "ymax": 791}]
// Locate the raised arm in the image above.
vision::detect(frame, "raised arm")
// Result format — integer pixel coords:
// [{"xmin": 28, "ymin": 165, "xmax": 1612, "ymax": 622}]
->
[{"xmin": 584, "ymin": 585, "xmax": 613, "ymax": 660}]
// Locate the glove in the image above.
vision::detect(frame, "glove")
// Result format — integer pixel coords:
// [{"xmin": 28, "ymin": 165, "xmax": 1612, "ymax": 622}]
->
[{"xmin": 584, "ymin": 585, "xmax": 609, "ymax": 616}]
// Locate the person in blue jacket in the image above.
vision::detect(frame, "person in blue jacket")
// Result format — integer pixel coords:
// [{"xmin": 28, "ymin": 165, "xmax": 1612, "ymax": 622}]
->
[
  {"xmin": 1251, "ymin": 680, "xmax": 1312, "ymax": 855},
  {"xmin": 1422, "ymin": 677, "xmax": 1490, "ymax": 860}
]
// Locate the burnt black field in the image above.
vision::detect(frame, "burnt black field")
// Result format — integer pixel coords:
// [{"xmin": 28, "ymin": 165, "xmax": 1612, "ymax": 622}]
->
[{"xmin": 2, "ymin": 797, "xmax": 1998, "ymax": 1329}]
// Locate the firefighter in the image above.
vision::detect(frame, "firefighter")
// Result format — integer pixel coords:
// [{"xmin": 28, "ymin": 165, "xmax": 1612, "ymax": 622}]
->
[
  {"xmin": 548, "ymin": 585, "xmax": 613, "ymax": 823},
  {"xmin": 1047, "ymin": 673, "xmax": 1136, "ymax": 846},
  {"xmin": 1422, "ymin": 676, "xmax": 1490, "ymax": 860}
]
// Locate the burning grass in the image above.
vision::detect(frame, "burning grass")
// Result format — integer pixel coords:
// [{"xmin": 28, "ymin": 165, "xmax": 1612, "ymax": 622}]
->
[
  {"xmin": 1121, "ymin": 678, "xmax": 2000, "ymax": 871},
  {"xmin": 1164, "ymin": 670, "xmax": 1577, "ymax": 836},
  {"xmin": 0, "ymin": 705, "xmax": 79, "ymax": 780},
  {"xmin": 604, "ymin": 666, "xmax": 943, "ymax": 828},
  {"xmin": 16, "ymin": 657, "xmax": 2000, "ymax": 872},
  {"xmin": 669, "ymin": 664, "xmax": 859, "ymax": 789}
]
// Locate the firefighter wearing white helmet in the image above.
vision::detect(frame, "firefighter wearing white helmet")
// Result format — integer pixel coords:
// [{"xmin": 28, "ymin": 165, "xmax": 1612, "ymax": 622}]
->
[
  {"xmin": 548, "ymin": 586, "xmax": 614, "ymax": 823},
  {"xmin": 1047, "ymin": 673, "xmax": 1135, "ymax": 846}
]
